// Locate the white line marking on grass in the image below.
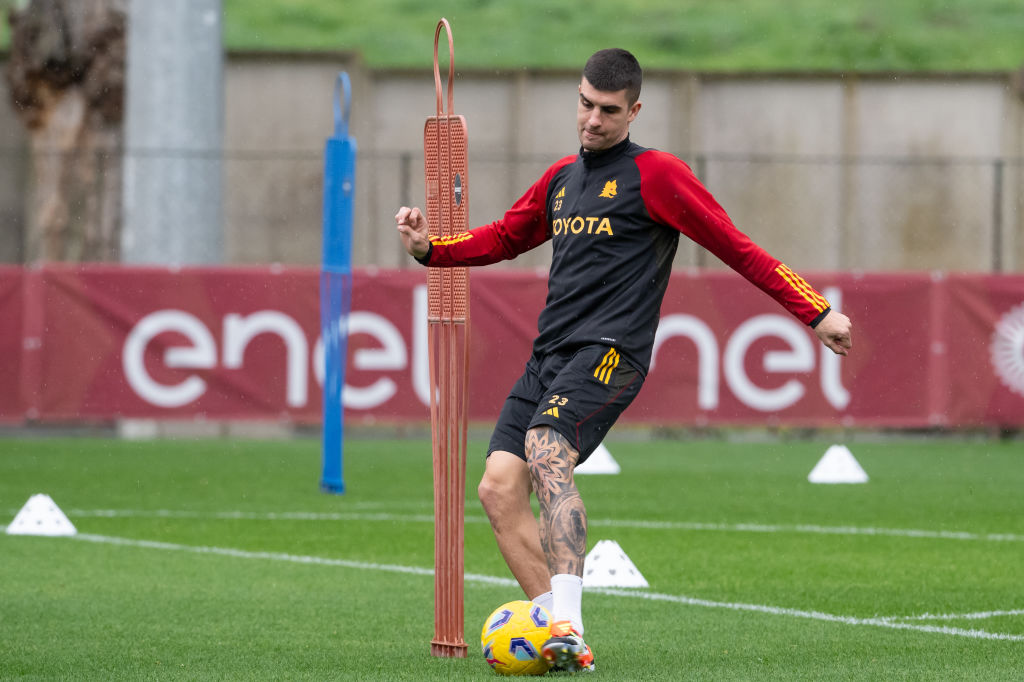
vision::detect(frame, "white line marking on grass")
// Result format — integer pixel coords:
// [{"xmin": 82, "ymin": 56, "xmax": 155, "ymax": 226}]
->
[
  {"xmin": 54, "ymin": 509, "xmax": 1024, "ymax": 544},
  {"xmin": 590, "ymin": 587, "xmax": 1024, "ymax": 642},
  {"xmin": 878, "ymin": 609, "xmax": 1024, "ymax": 622},
  {"xmin": 593, "ymin": 519, "xmax": 1024, "ymax": 543},
  {"xmin": 47, "ymin": 531, "xmax": 1024, "ymax": 643},
  {"xmin": 68, "ymin": 509, "xmax": 438, "ymax": 523},
  {"xmin": 71, "ymin": 532, "xmax": 516, "ymax": 588}
]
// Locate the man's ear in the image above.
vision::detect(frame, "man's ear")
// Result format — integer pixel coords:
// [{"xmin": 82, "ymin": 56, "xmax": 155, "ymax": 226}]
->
[{"xmin": 627, "ymin": 100, "xmax": 642, "ymax": 123}]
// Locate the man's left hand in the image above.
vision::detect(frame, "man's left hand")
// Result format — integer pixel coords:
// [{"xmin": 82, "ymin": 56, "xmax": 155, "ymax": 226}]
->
[{"xmin": 815, "ymin": 310, "xmax": 853, "ymax": 356}]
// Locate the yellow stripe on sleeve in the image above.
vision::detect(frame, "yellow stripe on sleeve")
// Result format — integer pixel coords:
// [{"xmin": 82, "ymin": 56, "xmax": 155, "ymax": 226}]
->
[
  {"xmin": 431, "ymin": 232, "xmax": 474, "ymax": 247},
  {"xmin": 776, "ymin": 265, "xmax": 829, "ymax": 313}
]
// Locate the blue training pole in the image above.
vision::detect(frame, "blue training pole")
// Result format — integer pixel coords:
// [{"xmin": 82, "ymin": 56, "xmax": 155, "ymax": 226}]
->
[{"xmin": 320, "ymin": 72, "xmax": 356, "ymax": 494}]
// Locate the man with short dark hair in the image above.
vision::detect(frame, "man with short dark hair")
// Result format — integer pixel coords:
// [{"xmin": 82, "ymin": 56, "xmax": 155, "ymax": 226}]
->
[{"xmin": 396, "ymin": 48, "xmax": 852, "ymax": 673}]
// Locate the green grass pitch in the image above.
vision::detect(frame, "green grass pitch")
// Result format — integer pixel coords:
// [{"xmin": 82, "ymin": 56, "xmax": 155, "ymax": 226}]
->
[{"xmin": 2, "ymin": 436, "xmax": 1023, "ymax": 679}]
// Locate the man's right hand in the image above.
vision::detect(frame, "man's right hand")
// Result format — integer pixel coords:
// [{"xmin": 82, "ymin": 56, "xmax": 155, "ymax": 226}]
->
[{"xmin": 395, "ymin": 206, "xmax": 431, "ymax": 260}]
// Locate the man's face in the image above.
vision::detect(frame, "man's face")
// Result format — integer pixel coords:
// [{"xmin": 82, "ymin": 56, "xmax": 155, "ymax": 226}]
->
[{"xmin": 576, "ymin": 76, "xmax": 641, "ymax": 152}]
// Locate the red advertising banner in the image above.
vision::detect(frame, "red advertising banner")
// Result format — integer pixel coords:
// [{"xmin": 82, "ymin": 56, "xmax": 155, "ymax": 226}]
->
[
  {"xmin": 640, "ymin": 271, "xmax": 937, "ymax": 427},
  {"xmin": 944, "ymin": 274, "xmax": 1024, "ymax": 426},
  {"xmin": 0, "ymin": 265, "xmax": 1022, "ymax": 428},
  {"xmin": 0, "ymin": 267, "xmax": 24, "ymax": 422},
  {"xmin": 20, "ymin": 266, "xmax": 320, "ymax": 420}
]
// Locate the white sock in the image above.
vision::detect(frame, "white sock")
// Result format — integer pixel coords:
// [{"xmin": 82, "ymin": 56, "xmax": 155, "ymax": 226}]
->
[
  {"xmin": 531, "ymin": 590, "xmax": 554, "ymax": 615},
  {"xmin": 550, "ymin": 573, "xmax": 584, "ymax": 635}
]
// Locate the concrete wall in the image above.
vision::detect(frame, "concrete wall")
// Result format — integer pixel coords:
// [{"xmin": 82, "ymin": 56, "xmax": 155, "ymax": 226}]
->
[
  {"xmin": 0, "ymin": 76, "xmax": 27, "ymax": 263},
  {"xmin": 221, "ymin": 52, "xmax": 364, "ymax": 265},
  {"xmin": 359, "ymin": 68, "xmax": 1023, "ymax": 273},
  {"xmin": 1, "ymin": 53, "xmax": 1021, "ymax": 273}
]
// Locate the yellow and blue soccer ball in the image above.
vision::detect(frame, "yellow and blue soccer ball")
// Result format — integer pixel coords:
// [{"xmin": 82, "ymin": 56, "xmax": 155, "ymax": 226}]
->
[{"xmin": 480, "ymin": 600, "xmax": 552, "ymax": 676}]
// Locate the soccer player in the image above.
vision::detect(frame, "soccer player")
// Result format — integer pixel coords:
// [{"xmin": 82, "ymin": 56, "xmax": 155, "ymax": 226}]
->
[{"xmin": 396, "ymin": 48, "xmax": 852, "ymax": 672}]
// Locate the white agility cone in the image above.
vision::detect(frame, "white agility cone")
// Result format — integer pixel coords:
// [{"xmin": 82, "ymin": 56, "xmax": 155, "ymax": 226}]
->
[
  {"xmin": 583, "ymin": 539, "xmax": 648, "ymax": 588},
  {"xmin": 808, "ymin": 445, "xmax": 868, "ymax": 484},
  {"xmin": 575, "ymin": 442, "xmax": 620, "ymax": 475},
  {"xmin": 6, "ymin": 494, "xmax": 77, "ymax": 536}
]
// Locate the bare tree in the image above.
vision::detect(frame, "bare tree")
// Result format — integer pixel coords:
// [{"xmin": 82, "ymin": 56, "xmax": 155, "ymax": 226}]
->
[{"xmin": 5, "ymin": 0, "xmax": 126, "ymax": 262}]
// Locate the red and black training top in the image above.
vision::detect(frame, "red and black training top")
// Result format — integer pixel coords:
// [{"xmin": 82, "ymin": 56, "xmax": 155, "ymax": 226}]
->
[{"xmin": 419, "ymin": 137, "xmax": 831, "ymax": 374}]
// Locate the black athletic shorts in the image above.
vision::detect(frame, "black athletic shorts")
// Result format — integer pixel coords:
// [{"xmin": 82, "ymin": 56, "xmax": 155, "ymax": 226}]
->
[{"xmin": 487, "ymin": 344, "xmax": 644, "ymax": 465}]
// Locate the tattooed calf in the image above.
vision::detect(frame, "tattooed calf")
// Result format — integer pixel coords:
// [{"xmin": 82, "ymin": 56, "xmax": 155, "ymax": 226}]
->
[{"xmin": 525, "ymin": 426, "xmax": 587, "ymax": 576}]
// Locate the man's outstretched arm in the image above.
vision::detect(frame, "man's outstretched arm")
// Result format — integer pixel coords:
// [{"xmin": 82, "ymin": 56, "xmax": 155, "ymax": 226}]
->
[{"xmin": 394, "ymin": 155, "xmax": 575, "ymax": 268}]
